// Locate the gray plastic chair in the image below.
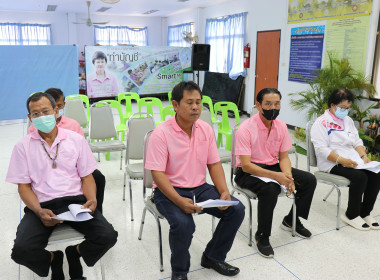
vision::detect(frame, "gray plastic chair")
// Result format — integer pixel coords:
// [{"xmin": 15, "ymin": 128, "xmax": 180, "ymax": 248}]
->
[
  {"xmin": 230, "ymin": 123, "xmax": 296, "ymax": 246},
  {"xmin": 138, "ymin": 130, "xmax": 216, "ymax": 272},
  {"xmin": 199, "ymin": 107, "xmax": 231, "ymax": 163},
  {"xmin": 64, "ymin": 97, "xmax": 89, "ymax": 137},
  {"xmin": 306, "ymin": 121, "xmax": 350, "ymax": 230},
  {"xmin": 124, "ymin": 112, "xmax": 155, "ymax": 221},
  {"xmin": 89, "ymin": 102, "xmax": 126, "ymax": 170}
]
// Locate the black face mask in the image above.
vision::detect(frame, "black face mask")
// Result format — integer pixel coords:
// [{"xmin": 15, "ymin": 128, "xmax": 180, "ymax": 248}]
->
[{"xmin": 262, "ymin": 109, "xmax": 280, "ymax": 120}]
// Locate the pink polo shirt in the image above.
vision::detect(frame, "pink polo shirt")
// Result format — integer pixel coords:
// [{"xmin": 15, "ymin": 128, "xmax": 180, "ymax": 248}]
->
[
  {"xmin": 235, "ymin": 113, "xmax": 292, "ymax": 167},
  {"xmin": 87, "ymin": 70, "xmax": 119, "ymax": 98},
  {"xmin": 6, "ymin": 127, "xmax": 98, "ymax": 203},
  {"xmin": 28, "ymin": 115, "xmax": 84, "ymax": 137},
  {"xmin": 145, "ymin": 116, "xmax": 220, "ymax": 188}
]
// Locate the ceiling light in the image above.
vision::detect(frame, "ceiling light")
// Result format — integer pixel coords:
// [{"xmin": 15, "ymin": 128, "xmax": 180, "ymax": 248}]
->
[
  {"xmin": 97, "ymin": 7, "xmax": 111, "ymax": 12},
  {"xmin": 178, "ymin": 0, "xmax": 190, "ymax": 2},
  {"xmin": 143, "ymin": 9, "xmax": 159, "ymax": 15},
  {"xmin": 46, "ymin": 5, "xmax": 57, "ymax": 12},
  {"xmin": 100, "ymin": 0, "xmax": 120, "ymax": 3}
]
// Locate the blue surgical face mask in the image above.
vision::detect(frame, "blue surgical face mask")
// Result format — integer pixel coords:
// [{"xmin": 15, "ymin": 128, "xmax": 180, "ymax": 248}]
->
[
  {"xmin": 32, "ymin": 114, "xmax": 56, "ymax": 133},
  {"xmin": 335, "ymin": 106, "xmax": 350, "ymax": 119},
  {"xmin": 58, "ymin": 108, "xmax": 64, "ymax": 118}
]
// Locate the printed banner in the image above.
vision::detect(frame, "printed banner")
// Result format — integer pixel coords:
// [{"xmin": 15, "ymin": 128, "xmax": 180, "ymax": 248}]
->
[
  {"xmin": 288, "ymin": 0, "xmax": 372, "ymax": 24},
  {"xmin": 85, "ymin": 46, "xmax": 192, "ymax": 98},
  {"xmin": 288, "ymin": 25, "xmax": 325, "ymax": 83}
]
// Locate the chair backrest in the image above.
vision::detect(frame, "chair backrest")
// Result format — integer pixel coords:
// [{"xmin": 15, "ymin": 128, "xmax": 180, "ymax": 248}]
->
[
  {"xmin": 118, "ymin": 92, "xmax": 140, "ymax": 117},
  {"xmin": 199, "ymin": 106, "xmax": 213, "ymax": 127},
  {"xmin": 168, "ymin": 91, "xmax": 172, "ymax": 103},
  {"xmin": 66, "ymin": 94, "xmax": 90, "ymax": 121},
  {"xmin": 214, "ymin": 101, "xmax": 241, "ymax": 130},
  {"xmin": 143, "ymin": 130, "xmax": 154, "ymax": 193},
  {"xmin": 99, "ymin": 100, "xmax": 125, "ymax": 125},
  {"xmin": 138, "ymin": 97, "xmax": 163, "ymax": 120},
  {"xmin": 126, "ymin": 112, "xmax": 155, "ymax": 161},
  {"xmin": 230, "ymin": 123, "xmax": 240, "ymax": 185},
  {"xmin": 202, "ymin": 95, "xmax": 217, "ymax": 122},
  {"xmin": 306, "ymin": 120, "xmax": 317, "ymax": 171},
  {"xmin": 161, "ymin": 105, "xmax": 176, "ymax": 121},
  {"xmin": 89, "ymin": 102, "xmax": 118, "ymax": 140},
  {"xmin": 64, "ymin": 97, "xmax": 88, "ymax": 127}
]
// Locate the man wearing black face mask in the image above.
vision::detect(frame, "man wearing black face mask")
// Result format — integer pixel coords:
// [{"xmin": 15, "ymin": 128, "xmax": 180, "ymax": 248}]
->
[{"xmin": 234, "ymin": 88, "xmax": 316, "ymax": 258}]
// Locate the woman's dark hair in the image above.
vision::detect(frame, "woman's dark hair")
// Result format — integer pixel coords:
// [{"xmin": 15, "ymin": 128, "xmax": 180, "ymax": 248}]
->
[
  {"xmin": 26, "ymin": 92, "xmax": 56, "ymax": 113},
  {"xmin": 172, "ymin": 81, "xmax": 202, "ymax": 104},
  {"xmin": 327, "ymin": 88, "xmax": 355, "ymax": 108},
  {"xmin": 92, "ymin": 51, "xmax": 107, "ymax": 64},
  {"xmin": 45, "ymin": 88, "xmax": 64, "ymax": 102},
  {"xmin": 256, "ymin": 88, "xmax": 282, "ymax": 104}
]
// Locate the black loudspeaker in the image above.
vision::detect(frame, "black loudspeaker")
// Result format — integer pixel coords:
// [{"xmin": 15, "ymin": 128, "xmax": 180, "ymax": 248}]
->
[{"xmin": 191, "ymin": 44, "xmax": 210, "ymax": 71}]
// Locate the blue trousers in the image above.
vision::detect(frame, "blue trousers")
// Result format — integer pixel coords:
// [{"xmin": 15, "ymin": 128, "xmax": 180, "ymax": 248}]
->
[{"xmin": 154, "ymin": 183, "xmax": 245, "ymax": 275}]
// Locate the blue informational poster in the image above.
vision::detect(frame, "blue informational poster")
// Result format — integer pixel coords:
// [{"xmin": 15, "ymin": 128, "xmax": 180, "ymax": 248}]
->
[
  {"xmin": 0, "ymin": 45, "xmax": 79, "ymax": 121},
  {"xmin": 288, "ymin": 26, "xmax": 325, "ymax": 83},
  {"xmin": 85, "ymin": 46, "xmax": 192, "ymax": 98}
]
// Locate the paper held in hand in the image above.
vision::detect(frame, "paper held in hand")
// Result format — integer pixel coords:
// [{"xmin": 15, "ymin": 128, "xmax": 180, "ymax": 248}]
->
[
  {"xmin": 52, "ymin": 204, "xmax": 93, "ymax": 222},
  {"xmin": 355, "ymin": 161, "xmax": 380, "ymax": 173},
  {"xmin": 195, "ymin": 199, "xmax": 240, "ymax": 208},
  {"xmin": 251, "ymin": 175, "xmax": 288, "ymax": 193}
]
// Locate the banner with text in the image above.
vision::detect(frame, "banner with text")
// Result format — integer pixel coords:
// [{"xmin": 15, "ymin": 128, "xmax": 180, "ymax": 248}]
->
[
  {"xmin": 85, "ymin": 46, "xmax": 192, "ymax": 98},
  {"xmin": 288, "ymin": 26, "xmax": 325, "ymax": 83}
]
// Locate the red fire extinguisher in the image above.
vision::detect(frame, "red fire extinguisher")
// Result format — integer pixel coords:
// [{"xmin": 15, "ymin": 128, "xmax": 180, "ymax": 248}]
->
[{"xmin": 244, "ymin": 43, "xmax": 250, "ymax": 68}]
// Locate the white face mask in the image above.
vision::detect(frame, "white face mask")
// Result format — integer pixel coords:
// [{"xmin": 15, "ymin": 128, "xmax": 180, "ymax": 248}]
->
[
  {"xmin": 335, "ymin": 107, "xmax": 349, "ymax": 119},
  {"xmin": 58, "ymin": 108, "xmax": 64, "ymax": 118}
]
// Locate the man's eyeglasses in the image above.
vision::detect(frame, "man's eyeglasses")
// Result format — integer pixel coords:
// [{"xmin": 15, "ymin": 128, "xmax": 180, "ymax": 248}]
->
[{"xmin": 30, "ymin": 109, "xmax": 54, "ymax": 119}]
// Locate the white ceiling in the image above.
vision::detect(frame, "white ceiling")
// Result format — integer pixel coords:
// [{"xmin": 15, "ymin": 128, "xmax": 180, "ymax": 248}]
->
[{"xmin": 0, "ymin": 0, "xmax": 233, "ymax": 17}]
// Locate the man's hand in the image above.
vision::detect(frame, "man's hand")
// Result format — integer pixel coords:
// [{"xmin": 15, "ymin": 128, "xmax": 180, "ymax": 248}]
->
[
  {"xmin": 38, "ymin": 209, "xmax": 62, "ymax": 227},
  {"xmin": 340, "ymin": 158, "xmax": 358, "ymax": 169},
  {"xmin": 362, "ymin": 155, "xmax": 371, "ymax": 164},
  {"xmin": 275, "ymin": 172, "xmax": 294, "ymax": 187},
  {"xmin": 218, "ymin": 191, "xmax": 231, "ymax": 211},
  {"xmin": 82, "ymin": 200, "xmax": 97, "ymax": 214},
  {"xmin": 177, "ymin": 197, "xmax": 202, "ymax": 214}
]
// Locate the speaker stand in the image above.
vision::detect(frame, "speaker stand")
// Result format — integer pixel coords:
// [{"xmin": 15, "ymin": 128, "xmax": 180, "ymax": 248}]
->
[{"xmin": 196, "ymin": 70, "xmax": 200, "ymax": 85}]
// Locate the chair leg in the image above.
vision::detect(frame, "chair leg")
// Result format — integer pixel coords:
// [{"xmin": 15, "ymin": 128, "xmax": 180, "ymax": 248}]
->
[
  {"xmin": 129, "ymin": 180, "xmax": 134, "ymax": 221},
  {"xmin": 123, "ymin": 172, "xmax": 127, "ymax": 201},
  {"xmin": 138, "ymin": 207, "xmax": 147, "ymax": 240},
  {"xmin": 155, "ymin": 216, "xmax": 164, "ymax": 272},
  {"xmin": 336, "ymin": 186, "xmax": 341, "ymax": 230},
  {"xmin": 225, "ymin": 134, "xmax": 232, "ymax": 151},
  {"xmin": 100, "ymin": 258, "xmax": 106, "ymax": 280},
  {"xmin": 217, "ymin": 133, "xmax": 222, "ymax": 148},
  {"xmin": 211, "ymin": 216, "xmax": 216, "ymax": 234},
  {"xmin": 98, "ymin": 152, "xmax": 100, "ymax": 162},
  {"xmin": 323, "ymin": 186, "xmax": 335, "ymax": 201},
  {"xmin": 120, "ymin": 151, "xmax": 123, "ymax": 170},
  {"xmin": 292, "ymin": 197, "xmax": 296, "ymax": 237},
  {"xmin": 106, "ymin": 152, "xmax": 110, "ymax": 161}
]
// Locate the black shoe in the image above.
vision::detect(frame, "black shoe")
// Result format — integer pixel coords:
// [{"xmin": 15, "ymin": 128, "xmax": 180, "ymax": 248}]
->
[
  {"xmin": 171, "ymin": 273, "xmax": 188, "ymax": 280},
  {"xmin": 201, "ymin": 253, "xmax": 240, "ymax": 276},
  {"xmin": 281, "ymin": 217, "xmax": 312, "ymax": 238},
  {"xmin": 255, "ymin": 233, "xmax": 274, "ymax": 258}
]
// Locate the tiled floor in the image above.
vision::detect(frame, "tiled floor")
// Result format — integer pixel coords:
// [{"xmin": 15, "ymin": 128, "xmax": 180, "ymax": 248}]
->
[{"xmin": 1, "ymin": 101, "xmax": 380, "ymax": 280}]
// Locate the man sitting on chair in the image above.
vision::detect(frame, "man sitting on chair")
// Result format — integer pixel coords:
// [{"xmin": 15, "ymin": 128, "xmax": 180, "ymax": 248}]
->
[
  {"xmin": 234, "ymin": 88, "xmax": 316, "ymax": 258},
  {"xmin": 145, "ymin": 81, "xmax": 245, "ymax": 280},
  {"xmin": 28, "ymin": 88, "xmax": 106, "ymax": 213},
  {"xmin": 6, "ymin": 92, "xmax": 118, "ymax": 280}
]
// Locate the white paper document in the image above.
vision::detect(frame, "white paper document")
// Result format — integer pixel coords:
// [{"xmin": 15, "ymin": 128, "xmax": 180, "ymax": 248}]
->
[
  {"xmin": 251, "ymin": 175, "xmax": 288, "ymax": 193},
  {"xmin": 355, "ymin": 161, "xmax": 380, "ymax": 173},
  {"xmin": 195, "ymin": 199, "xmax": 240, "ymax": 208},
  {"xmin": 52, "ymin": 204, "xmax": 93, "ymax": 222}
]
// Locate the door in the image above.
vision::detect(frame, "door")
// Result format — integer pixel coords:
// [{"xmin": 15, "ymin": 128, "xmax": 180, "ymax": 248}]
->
[{"xmin": 254, "ymin": 30, "xmax": 281, "ymax": 102}]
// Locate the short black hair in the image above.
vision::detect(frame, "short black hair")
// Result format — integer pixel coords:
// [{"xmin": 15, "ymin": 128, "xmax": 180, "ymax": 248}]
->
[
  {"xmin": 172, "ymin": 81, "xmax": 202, "ymax": 104},
  {"xmin": 327, "ymin": 88, "xmax": 355, "ymax": 108},
  {"xmin": 26, "ymin": 92, "xmax": 56, "ymax": 114},
  {"xmin": 45, "ymin": 88, "xmax": 64, "ymax": 101},
  {"xmin": 256, "ymin": 88, "xmax": 282, "ymax": 104},
  {"xmin": 92, "ymin": 51, "xmax": 107, "ymax": 64}
]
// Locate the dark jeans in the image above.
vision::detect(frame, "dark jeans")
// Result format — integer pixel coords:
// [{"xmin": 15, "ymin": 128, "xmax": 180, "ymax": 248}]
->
[
  {"xmin": 235, "ymin": 164, "xmax": 316, "ymax": 236},
  {"xmin": 330, "ymin": 165, "xmax": 380, "ymax": 219},
  {"xmin": 11, "ymin": 195, "xmax": 118, "ymax": 277},
  {"xmin": 154, "ymin": 183, "xmax": 245, "ymax": 275},
  {"xmin": 93, "ymin": 169, "xmax": 105, "ymax": 213}
]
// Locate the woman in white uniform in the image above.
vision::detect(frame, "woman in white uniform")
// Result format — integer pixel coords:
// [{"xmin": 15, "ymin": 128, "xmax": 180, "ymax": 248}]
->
[{"xmin": 311, "ymin": 88, "xmax": 380, "ymax": 231}]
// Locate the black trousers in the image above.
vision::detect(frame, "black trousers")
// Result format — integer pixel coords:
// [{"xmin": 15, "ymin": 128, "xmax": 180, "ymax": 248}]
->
[
  {"xmin": 11, "ymin": 195, "xmax": 118, "ymax": 277},
  {"xmin": 93, "ymin": 169, "xmax": 105, "ymax": 213},
  {"xmin": 235, "ymin": 164, "xmax": 316, "ymax": 236},
  {"xmin": 330, "ymin": 165, "xmax": 380, "ymax": 219}
]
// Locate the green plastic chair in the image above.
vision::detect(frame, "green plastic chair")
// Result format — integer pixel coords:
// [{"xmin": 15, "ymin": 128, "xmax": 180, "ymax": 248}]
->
[
  {"xmin": 202, "ymin": 95, "xmax": 221, "ymax": 127},
  {"xmin": 66, "ymin": 94, "xmax": 90, "ymax": 122},
  {"xmin": 168, "ymin": 91, "xmax": 172, "ymax": 103},
  {"xmin": 117, "ymin": 92, "xmax": 140, "ymax": 123},
  {"xmin": 97, "ymin": 100, "xmax": 128, "ymax": 142},
  {"xmin": 161, "ymin": 105, "xmax": 176, "ymax": 122},
  {"xmin": 138, "ymin": 97, "xmax": 164, "ymax": 126},
  {"xmin": 214, "ymin": 101, "xmax": 240, "ymax": 151}
]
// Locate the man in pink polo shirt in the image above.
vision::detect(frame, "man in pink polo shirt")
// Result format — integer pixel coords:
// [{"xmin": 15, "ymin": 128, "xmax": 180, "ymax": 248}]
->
[
  {"xmin": 145, "ymin": 81, "xmax": 245, "ymax": 280},
  {"xmin": 29, "ymin": 88, "xmax": 106, "ymax": 213},
  {"xmin": 6, "ymin": 92, "xmax": 117, "ymax": 280},
  {"xmin": 235, "ymin": 88, "xmax": 316, "ymax": 258}
]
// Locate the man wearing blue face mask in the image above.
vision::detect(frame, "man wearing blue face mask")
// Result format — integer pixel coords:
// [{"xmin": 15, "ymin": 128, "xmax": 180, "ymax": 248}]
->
[{"xmin": 311, "ymin": 88, "xmax": 380, "ymax": 231}]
